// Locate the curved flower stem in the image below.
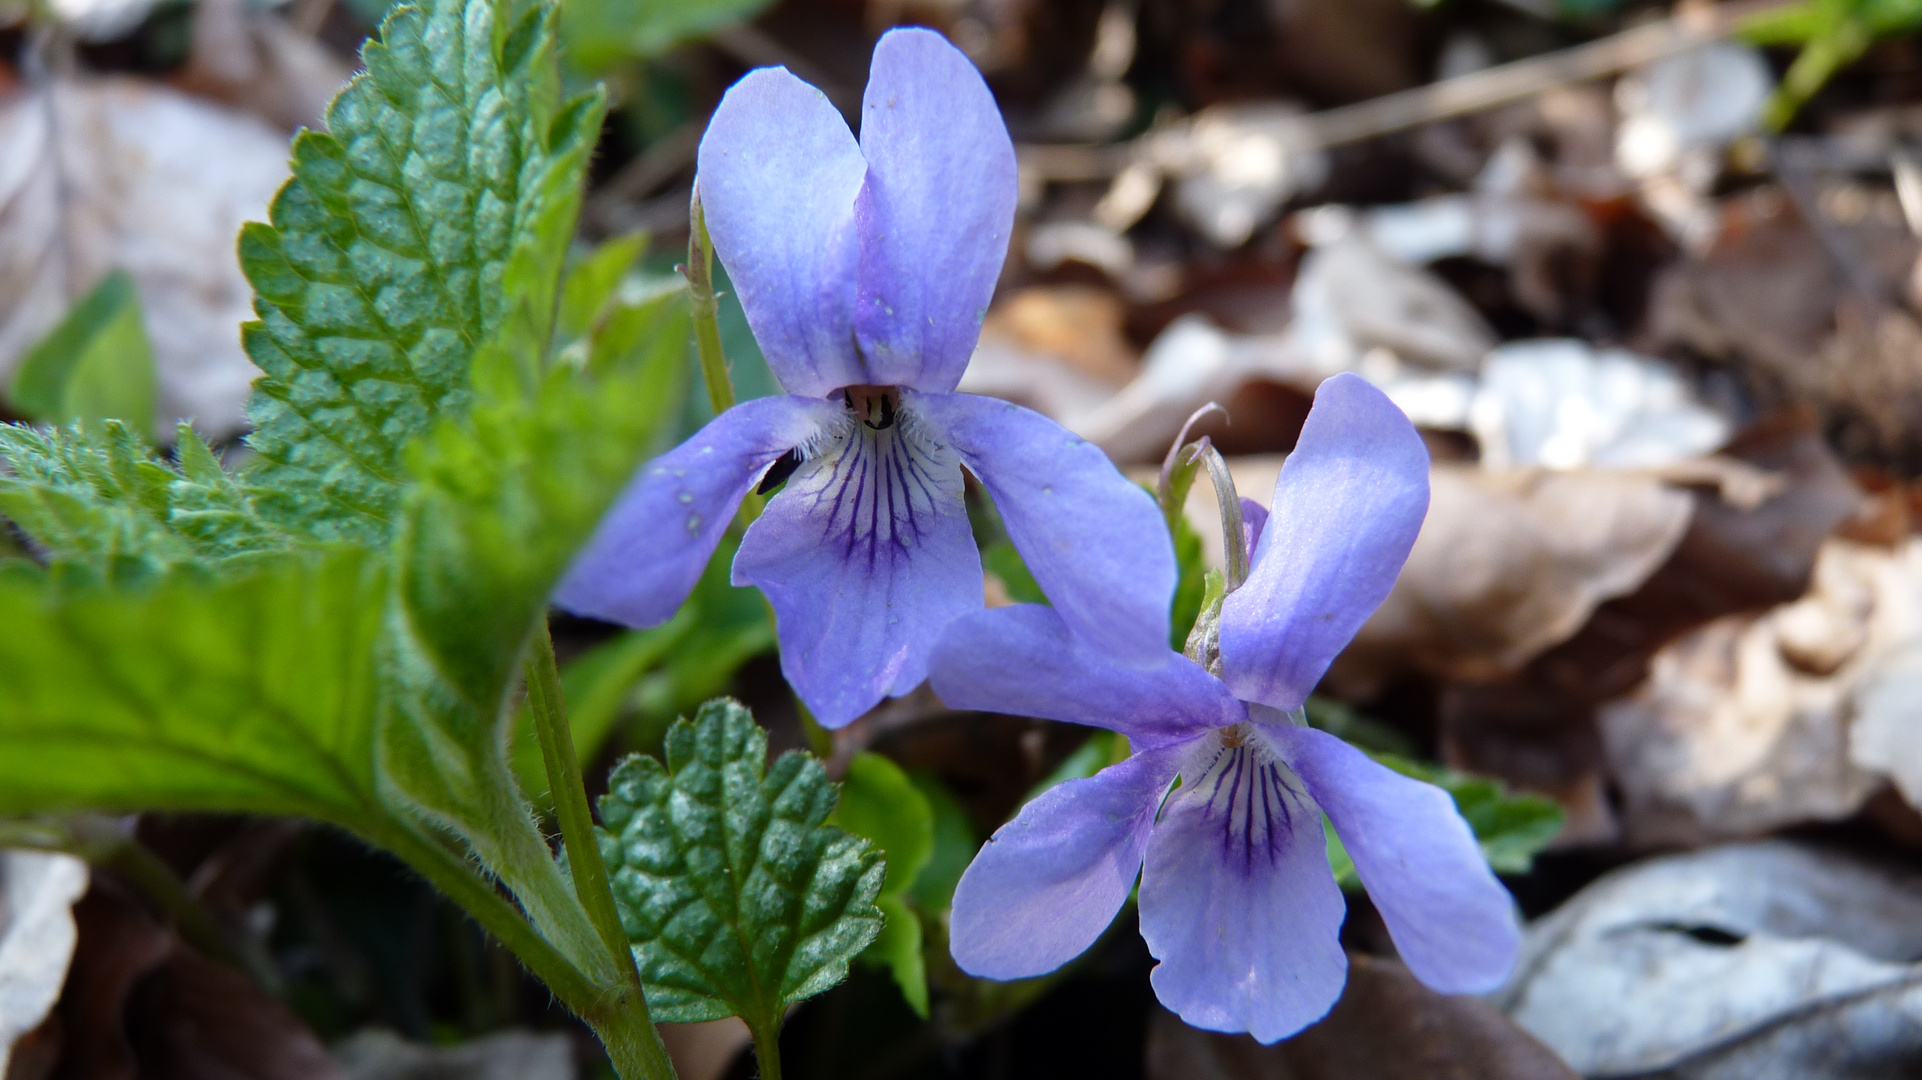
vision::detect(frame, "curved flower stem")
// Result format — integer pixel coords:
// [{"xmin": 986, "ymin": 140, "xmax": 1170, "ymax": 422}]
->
[
  {"xmin": 686, "ymin": 185, "xmax": 735, "ymax": 416},
  {"xmin": 526, "ymin": 622, "xmax": 641, "ymax": 979}
]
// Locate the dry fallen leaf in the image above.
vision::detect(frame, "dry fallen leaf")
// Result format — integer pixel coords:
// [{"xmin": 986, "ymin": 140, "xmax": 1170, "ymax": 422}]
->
[
  {"xmin": 0, "ymin": 851, "xmax": 88, "ymax": 1079},
  {"xmin": 1470, "ymin": 340, "xmax": 1731, "ymax": 470},
  {"xmin": 0, "ymin": 78, "xmax": 291, "ymax": 438},
  {"xmin": 1427, "ymin": 411, "xmax": 1862, "ymax": 834},
  {"xmin": 173, "ymin": 0, "xmax": 354, "ymax": 133},
  {"xmin": 1599, "ymin": 539, "xmax": 1922, "ymax": 846},
  {"xmin": 1499, "ymin": 841, "xmax": 1922, "ymax": 1080},
  {"xmin": 334, "ymin": 1028, "xmax": 577, "ymax": 1080},
  {"xmin": 1331, "ymin": 465, "xmax": 1695, "ymax": 694}
]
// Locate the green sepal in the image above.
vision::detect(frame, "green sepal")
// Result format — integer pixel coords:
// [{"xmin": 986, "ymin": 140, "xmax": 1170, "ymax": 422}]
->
[{"xmin": 598, "ymin": 699, "xmax": 885, "ymax": 1027}]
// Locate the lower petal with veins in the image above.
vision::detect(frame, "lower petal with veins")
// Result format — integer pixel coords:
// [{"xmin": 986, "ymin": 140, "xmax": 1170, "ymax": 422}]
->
[{"xmin": 734, "ymin": 400, "xmax": 982, "ymax": 728}]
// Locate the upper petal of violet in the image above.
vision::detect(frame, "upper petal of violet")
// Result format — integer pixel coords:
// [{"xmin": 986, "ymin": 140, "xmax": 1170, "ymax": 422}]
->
[
  {"xmin": 1274, "ymin": 724, "xmax": 1521, "ymax": 995},
  {"xmin": 555, "ymin": 394, "xmax": 841, "ymax": 628},
  {"xmin": 929, "ymin": 605, "xmax": 1240, "ymax": 747},
  {"xmin": 697, "ymin": 66, "xmax": 868, "ymax": 397},
  {"xmin": 852, "ymin": 28, "xmax": 1018, "ymax": 392},
  {"xmin": 1218, "ymin": 373, "xmax": 1430, "ymax": 712},
  {"xmin": 911, "ymin": 390, "xmax": 1176, "ymax": 666}
]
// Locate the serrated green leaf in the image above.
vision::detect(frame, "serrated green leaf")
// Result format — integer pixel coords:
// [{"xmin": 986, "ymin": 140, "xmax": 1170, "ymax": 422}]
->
[
  {"xmin": 833, "ymin": 751, "xmax": 934, "ymax": 1016},
  {"xmin": 373, "ymin": 293, "xmax": 687, "ymax": 982},
  {"xmin": 10, "ymin": 271, "xmax": 158, "ymax": 439},
  {"xmin": 239, "ymin": 0, "xmax": 604, "ymax": 542},
  {"xmin": 0, "ymin": 548, "xmax": 386, "ymax": 825},
  {"xmin": 598, "ymin": 699, "xmax": 885, "ymax": 1027},
  {"xmin": 557, "ymin": 233, "xmax": 650, "ymax": 344},
  {"xmin": 0, "ymin": 422, "xmax": 298, "ymax": 579},
  {"xmin": 1324, "ymin": 751, "xmax": 1564, "ymax": 887}
]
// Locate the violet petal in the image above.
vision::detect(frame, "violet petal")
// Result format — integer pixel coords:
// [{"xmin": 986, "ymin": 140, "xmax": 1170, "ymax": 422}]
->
[
  {"xmin": 1139, "ymin": 738, "xmax": 1350, "ymax": 1044},
  {"xmin": 1276, "ymin": 723, "xmax": 1521, "ymax": 995},
  {"xmin": 697, "ymin": 65, "xmax": 867, "ymax": 396},
  {"xmin": 733, "ymin": 403, "xmax": 981, "ymax": 728},
  {"xmin": 555, "ymin": 395, "xmax": 840, "ymax": 628},
  {"xmin": 852, "ymin": 28, "xmax": 1017, "ymax": 392},
  {"xmin": 1218, "ymin": 373, "xmax": 1429, "ymax": 711},
  {"xmin": 910, "ymin": 391, "xmax": 1176, "ymax": 665},
  {"xmin": 950, "ymin": 745, "xmax": 1183, "ymax": 980},
  {"xmin": 929, "ymin": 605, "xmax": 1240, "ymax": 747}
]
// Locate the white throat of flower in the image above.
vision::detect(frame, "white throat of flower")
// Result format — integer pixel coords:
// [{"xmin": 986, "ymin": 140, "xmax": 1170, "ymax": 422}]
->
[{"xmin": 776, "ymin": 388, "xmax": 962, "ymax": 557}]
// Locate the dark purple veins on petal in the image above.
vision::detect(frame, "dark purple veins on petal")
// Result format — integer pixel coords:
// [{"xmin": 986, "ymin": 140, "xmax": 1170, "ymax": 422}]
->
[
  {"xmin": 786, "ymin": 408, "xmax": 957, "ymax": 579},
  {"xmin": 1191, "ymin": 738, "xmax": 1313, "ymax": 875}
]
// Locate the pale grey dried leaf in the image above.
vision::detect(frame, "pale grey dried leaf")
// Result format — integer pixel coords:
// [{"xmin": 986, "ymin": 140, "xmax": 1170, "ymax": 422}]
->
[
  {"xmin": 1499, "ymin": 841, "xmax": 1922, "ymax": 1080},
  {"xmin": 0, "ymin": 79, "xmax": 288, "ymax": 438},
  {"xmin": 1602, "ymin": 539, "xmax": 1922, "ymax": 846}
]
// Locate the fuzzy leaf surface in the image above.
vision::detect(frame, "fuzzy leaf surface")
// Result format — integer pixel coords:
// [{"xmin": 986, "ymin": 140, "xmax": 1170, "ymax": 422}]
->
[
  {"xmin": 0, "ymin": 422, "xmax": 299, "ymax": 580},
  {"xmin": 598, "ymin": 699, "xmax": 885, "ymax": 1025},
  {"xmin": 238, "ymin": 0, "xmax": 601, "ymax": 542},
  {"xmin": 0, "ymin": 548, "xmax": 386, "ymax": 824}
]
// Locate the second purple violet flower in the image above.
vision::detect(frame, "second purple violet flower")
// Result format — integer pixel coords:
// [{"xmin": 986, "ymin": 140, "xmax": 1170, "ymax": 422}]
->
[{"xmin": 930, "ymin": 373, "xmax": 1522, "ymax": 1043}]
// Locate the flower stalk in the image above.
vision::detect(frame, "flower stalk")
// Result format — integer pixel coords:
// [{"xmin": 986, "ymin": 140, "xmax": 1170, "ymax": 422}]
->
[
  {"xmin": 686, "ymin": 186, "xmax": 734, "ymax": 417},
  {"xmin": 523, "ymin": 623, "xmax": 677, "ymax": 1080}
]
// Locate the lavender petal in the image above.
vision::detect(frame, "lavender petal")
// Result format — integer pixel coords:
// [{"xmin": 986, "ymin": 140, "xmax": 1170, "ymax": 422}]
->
[
  {"xmin": 1219, "ymin": 373, "xmax": 1430, "ymax": 712},
  {"xmin": 697, "ymin": 65, "xmax": 867, "ymax": 396},
  {"xmin": 852, "ymin": 28, "xmax": 1017, "ymax": 392},
  {"xmin": 910, "ymin": 391, "xmax": 1176, "ymax": 665},
  {"xmin": 1276, "ymin": 723, "xmax": 1521, "ymax": 995},
  {"xmin": 951, "ymin": 745, "xmax": 1183, "ymax": 980},
  {"xmin": 929, "ymin": 605, "xmax": 1238, "ymax": 746},
  {"xmin": 555, "ymin": 395, "xmax": 840, "ymax": 628}
]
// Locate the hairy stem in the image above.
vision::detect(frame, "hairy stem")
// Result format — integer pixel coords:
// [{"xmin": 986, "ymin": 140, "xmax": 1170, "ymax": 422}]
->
[
  {"xmin": 686, "ymin": 185, "xmax": 734, "ymax": 416},
  {"xmin": 526, "ymin": 621, "xmax": 641, "ymax": 980},
  {"xmin": 376, "ymin": 806, "xmax": 677, "ymax": 1080},
  {"xmin": 373, "ymin": 817, "xmax": 605, "ymax": 1012},
  {"xmin": 750, "ymin": 1018, "xmax": 785, "ymax": 1080}
]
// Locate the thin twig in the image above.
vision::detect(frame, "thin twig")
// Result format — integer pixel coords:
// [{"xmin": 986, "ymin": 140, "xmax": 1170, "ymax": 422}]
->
[{"xmin": 1018, "ymin": 0, "xmax": 1801, "ymax": 182}]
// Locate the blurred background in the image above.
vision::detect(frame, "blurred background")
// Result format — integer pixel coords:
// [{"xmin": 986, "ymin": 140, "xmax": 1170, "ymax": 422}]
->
[{"xmin": 4, "ymin": 0, "xmax": 1922, "ymax": 1076}]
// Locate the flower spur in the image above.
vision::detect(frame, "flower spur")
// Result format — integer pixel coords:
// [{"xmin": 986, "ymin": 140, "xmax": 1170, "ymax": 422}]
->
[
  {"xmin": 930, "ymin": 373, "xmax": 1521, "ymax": 1042},
  {"xmin": 555, "ymin": 28, "xmax": 1173, "ymax": 728}
]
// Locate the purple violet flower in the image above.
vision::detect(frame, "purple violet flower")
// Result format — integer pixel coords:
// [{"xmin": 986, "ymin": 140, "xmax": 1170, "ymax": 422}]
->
[
  {"xmin": 929, "ymin": 373, "xmax": 1521, "ymax": 1042},
  {"xmin": 554, "ymin": 28, "xmax": 1174, "ymax": 729}
]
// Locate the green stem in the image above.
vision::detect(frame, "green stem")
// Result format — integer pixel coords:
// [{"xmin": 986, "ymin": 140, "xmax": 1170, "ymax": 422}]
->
[
  {"xmin": 596, "ymin": 1006, "xmax": 679, "ymax": 1080},
  {"xmin": 526, "ymin": 621, "xmax": 641, "ymax": 981},
  {"xmin": 749, "ymin": 1018, "xmax": 785, "ymax": 1080},
  {"xmin": 378, "ymin": 817, "xmax": 677, "ymax": 1080},
  {"xmin": 687, "ymin": 185, "xmax": 734, "ymax": 416}
]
